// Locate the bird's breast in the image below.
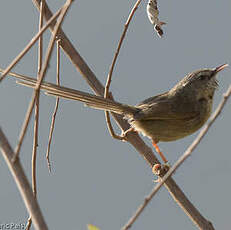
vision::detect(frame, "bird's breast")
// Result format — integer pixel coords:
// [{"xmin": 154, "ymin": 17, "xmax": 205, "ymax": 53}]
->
[{"xmin": 130, "ymin": 98, "xmax": 213, "ymax": 142}]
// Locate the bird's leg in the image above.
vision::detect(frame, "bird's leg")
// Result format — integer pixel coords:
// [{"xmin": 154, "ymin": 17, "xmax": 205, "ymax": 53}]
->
[
  {"xmin": 151, "ymin": 141, "xmax": 170, "ymax": 181},
  {"xmin": 151, "ymin": 140, "xmax": 168, "ymax": 163}
]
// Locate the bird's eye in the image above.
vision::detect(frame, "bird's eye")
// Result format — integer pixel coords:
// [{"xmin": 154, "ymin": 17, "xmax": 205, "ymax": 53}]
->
[{"xmin": 199, "ymin": 75, "xmax": 208, "ymax": 80}]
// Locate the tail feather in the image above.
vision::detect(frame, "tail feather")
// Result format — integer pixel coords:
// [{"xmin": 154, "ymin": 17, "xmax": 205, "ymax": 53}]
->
[
  {"xmin": 12, "ymin": 73, "xmax": 138, "ymax": 116},
  {"xmin": 44, "ymin": 89, "xmax": 136, "ymax": 116}
]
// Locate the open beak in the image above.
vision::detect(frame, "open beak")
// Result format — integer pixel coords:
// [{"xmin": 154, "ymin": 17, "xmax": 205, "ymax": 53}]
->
[{"xmin": 214, "ymin": 63, "xmax": 229, "ymax": 73}]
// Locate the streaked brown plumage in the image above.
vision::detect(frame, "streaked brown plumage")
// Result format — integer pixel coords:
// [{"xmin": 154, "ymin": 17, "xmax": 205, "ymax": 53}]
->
[{"xmin": 6, "ymin": 64, "xmax": 228, "ymax": 162}]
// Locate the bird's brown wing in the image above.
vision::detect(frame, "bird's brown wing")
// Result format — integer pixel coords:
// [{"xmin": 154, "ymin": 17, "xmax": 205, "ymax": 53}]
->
[{"xmin": 135, "ymin": 94, "xmax": 199, "ymax": 121}]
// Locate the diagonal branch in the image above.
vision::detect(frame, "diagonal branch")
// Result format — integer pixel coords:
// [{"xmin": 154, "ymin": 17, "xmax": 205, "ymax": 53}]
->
[
  {"xmin": 0, "ymin": 128, "xmax": 48, "ymax": 230},
  {"xmin": 0, "ymin": 6, "xmax": 62, "ymax": 83},
  {"xmin": 123, "ymin": 85, "xmax": 231, "ymax": 229}
]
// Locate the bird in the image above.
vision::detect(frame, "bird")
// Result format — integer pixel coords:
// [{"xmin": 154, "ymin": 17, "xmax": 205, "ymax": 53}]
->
[{"xmin": 8, "ymin": 64, "xmax": 228, "ymax": 164}]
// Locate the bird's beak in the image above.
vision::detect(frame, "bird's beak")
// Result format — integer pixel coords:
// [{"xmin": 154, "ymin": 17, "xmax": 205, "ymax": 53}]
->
[{"xmin": 214, "ymin": 63, "xmax": 229, "ymax": 73}]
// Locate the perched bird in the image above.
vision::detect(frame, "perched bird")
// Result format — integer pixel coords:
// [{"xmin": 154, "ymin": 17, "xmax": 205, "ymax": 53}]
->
[{"xmin": 8, "ymin": 64, "xmax": 228, "ymax": 163}]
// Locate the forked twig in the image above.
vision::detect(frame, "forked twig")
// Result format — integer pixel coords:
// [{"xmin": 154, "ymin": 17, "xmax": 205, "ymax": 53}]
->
[
  {"xmin": 0, "ymin": 128, "xmax": 48, "ymax": 230},
  {"xmin": 13, "ymin": 0, "xmax": 73, "ymax": 161},
  {"xmin": 123, "ymin": 85, "xmax": 231, "ymax": 229},
  {"xmin": 46, "ymin": 39, "xmax": 61, "ymax": 172},
  {"xmin": 104, "ymin": 0, "xmax": 142, "ymax": 140}
]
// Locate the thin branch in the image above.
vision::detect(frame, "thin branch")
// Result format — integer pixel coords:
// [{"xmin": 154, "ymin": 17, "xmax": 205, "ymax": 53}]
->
[
  {"xmin": 33, "ymin": 0, "xmax": 44, "ymax": 198},
  {"xmin": 0, "ymin": 128, "xmax": 48, "ymax": 230},
  {"xmin": 105, "ymin": 0, "xmax": 142, "ymax": 98},
  {"xmin": 32, "ymin": 0, "xmax": 105, "ymax": 95},
  {"xmin": 25, "ymin": 219, "xmax": 32, "ymax": 230},
  {"xmin": 104, "ymin": 0, "xmax": 142, "ymax": 140},
  {"xmin": 46, "ymin": 39, "xmax": 61, "ymax": 172},
  {"xmin": 123, "ymin": 85, "xmax": 231, "ymax": 229},
  {"xmin": 0, "ymin": 7, "xmax": 62, "ymax": 83},
  {"xmin": 26, "ymin": 1, "xmax": 45, "ymax": 229},
  {"xmin": 13, "ymin": 0, "xmax": 73, "ymax": 161}
]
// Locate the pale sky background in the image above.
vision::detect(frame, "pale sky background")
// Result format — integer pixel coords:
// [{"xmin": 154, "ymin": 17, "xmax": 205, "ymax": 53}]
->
[{"xmin": 0, "ymin": 1, "xmax": 231, "ymax": 230}]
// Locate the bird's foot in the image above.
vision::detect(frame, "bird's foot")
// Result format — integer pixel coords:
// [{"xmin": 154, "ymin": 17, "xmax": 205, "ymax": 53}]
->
[
  {"xmin": 121, "ymin": 127, "xmax": 137, "ymax": 142},
  {"xmin": 152, "ymin": 162, "xmax": 170, "ymax": 182}
]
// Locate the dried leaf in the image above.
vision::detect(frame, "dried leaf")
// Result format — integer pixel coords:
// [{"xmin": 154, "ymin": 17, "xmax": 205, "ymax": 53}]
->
[{"xmin": 147, "ymin": 0, "xmax": 166, "ymax": 37}]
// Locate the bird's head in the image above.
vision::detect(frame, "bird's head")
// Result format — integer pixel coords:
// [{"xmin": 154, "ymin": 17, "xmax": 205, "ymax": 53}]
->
[{"xmin": 171, "ymin": 64, "xmax": 228, "ymax": 97}]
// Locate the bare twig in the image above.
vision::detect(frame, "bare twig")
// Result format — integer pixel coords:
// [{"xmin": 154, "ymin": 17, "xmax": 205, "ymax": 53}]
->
[
  {"xmin": 32, "ymin": 0, "xmax": 105, "ymax": 95},
  {"xmin": 26, "ymin": 1, "xmax": 45, "ymax": 229},
  {"xmin": 0, "ymin": 7, "xmax": 62, "ymax": 83},
  {"xmin": 104, "ymin": 0, "xmax": 142, "ymax": 140},
  {"xmin": 25, "ymin": 219, "xmax": 32, "ymax": 230},
  {"xmin": 33, "ymin": 0, "xmax": 44, "ymax": 198},
  {"xmin": 0, "ymin": 128, "xmax": 48, "ymax": 230},
  {"xmin": 13, "ymin": 0, "xmax": 73, "ymax": 161},
  {"xmin": 123, "ymin": 85, "xmax": 231, "ymax": 229},
  {"xmin": 46, "ymin": 39, "xmax": 61, "ymax": 172}
]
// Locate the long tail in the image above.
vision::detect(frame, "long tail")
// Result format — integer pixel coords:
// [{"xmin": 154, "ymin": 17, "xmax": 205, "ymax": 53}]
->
[{"xmin": 2, "ymin": 69, "xmax": 138, "ymax": 116}]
